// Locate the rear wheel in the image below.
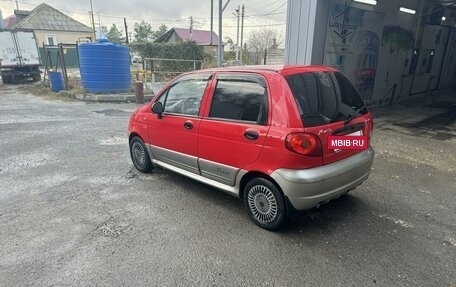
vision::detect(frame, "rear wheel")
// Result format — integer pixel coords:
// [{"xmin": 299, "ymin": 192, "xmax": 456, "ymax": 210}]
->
[
  {"xmin": 243, "ymin": 178, "xmax": 286, "ymax": 230},
  {"xmin": 2, "ymin": 76, "xmax": 12, "ymax": 84},
  {"xmin": 130, "ymin": 136, "xmax": 154, "ymax": 173},
  {"xmin": 32, "ymin": 74, "xmax": 41, "ymax": 81}
]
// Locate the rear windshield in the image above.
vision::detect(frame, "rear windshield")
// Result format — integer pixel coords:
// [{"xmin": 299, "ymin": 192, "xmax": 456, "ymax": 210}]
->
[{"xmin": 285, "ymin": 72, "xmax": 367, "ymax": 127}]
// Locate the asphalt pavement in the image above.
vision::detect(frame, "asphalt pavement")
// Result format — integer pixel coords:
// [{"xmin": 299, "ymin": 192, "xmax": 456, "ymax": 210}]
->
[{"xmin": 0, "ymin": 83, "xmax": 455, "ymax": 287}]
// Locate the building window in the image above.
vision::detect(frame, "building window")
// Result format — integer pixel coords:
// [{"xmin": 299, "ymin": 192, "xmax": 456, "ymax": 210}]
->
[{"xmin": 46, "ymin": 35, "xmax": 57, "ymax": 46}]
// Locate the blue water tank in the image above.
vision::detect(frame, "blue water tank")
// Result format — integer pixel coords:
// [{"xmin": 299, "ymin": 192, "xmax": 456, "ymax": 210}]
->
[{"xmin": 79, "ymin": 39, "xmax": 131, "ymax": 93}]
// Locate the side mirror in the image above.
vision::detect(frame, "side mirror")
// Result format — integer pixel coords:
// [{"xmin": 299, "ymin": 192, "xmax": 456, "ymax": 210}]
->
[{"xmin": 151, "ymin": 102, "xmax": 164, "ymax": 119}]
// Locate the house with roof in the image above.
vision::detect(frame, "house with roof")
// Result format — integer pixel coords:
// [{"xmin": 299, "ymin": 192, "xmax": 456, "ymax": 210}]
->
[
  {"xmin": 156, "ymin": 28, "xmax": 221, "ymax": 55},
  {"xmin": 6, "ymin": 3, "xmax": 93, "ymax": 46},
  {"xmin": 3, "ymin": 9, "xmax": 31, "ymax": 28},
  {"xmin": 5, "ymin": 3, "xmax": 93, "ymax": 67}
]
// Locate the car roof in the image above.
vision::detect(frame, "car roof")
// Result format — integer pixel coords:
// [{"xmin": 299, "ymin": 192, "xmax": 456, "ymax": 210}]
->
[{"xmin": 196, "ymin": 65, "xmax": 338, "ymax": 75}]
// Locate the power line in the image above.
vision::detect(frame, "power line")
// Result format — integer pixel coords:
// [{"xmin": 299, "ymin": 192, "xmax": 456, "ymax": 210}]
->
[
  {"xmin": 244, "ymin": 0, "xmax": 283, "ymax": 15},
  {"xmin": 1, "ymin": 0, "xmax": 285, "ymax": 22},
  {"xmin": 247, "ymin": 1, "xmax": 287, "ymax": 17},
  {"xmin": 1, "ymin": 0, "xmax": 287, "ymax": 31},
  {"xmin": 261, "ymin": 1, "xmax": 287, "ymax": 16},
  {"xmin": 225, "ymin": 23, "xmax": 285, "ymax": 28}
]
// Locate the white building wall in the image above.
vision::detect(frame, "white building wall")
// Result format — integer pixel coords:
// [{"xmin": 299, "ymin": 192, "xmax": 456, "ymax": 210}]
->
[
  {"xmin": 0, "ymin": 9, "xmax": 3, "ymax": 29},
  {"xmin": 285, "ymin": 0, "xmax": 329, "ymax": 65},
  {"xmin": 34, "ymin": 30, "xmax": 94, "ymax": 46}
]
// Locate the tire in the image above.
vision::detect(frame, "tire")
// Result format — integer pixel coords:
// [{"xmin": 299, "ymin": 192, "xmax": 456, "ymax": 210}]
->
[
  {"xmin": 243, "ymin": 178, "xmax": 286, "ymax": 230},
  {"xmin": 2, "ymin": 76, "xmax": 12, "ymax": 84},
  {"xmin": 129, "ymin": 136, "xmax": 154, "ymax": 173},
  {"xmin": 32, "ymin": 74, "xmax": 41, "ymax": 81}
]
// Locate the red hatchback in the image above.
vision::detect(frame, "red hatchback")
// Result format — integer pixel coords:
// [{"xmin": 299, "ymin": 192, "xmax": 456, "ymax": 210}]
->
[{"xmin": 128, "ymin": 65, "xmax": 374, "ymax": 230}]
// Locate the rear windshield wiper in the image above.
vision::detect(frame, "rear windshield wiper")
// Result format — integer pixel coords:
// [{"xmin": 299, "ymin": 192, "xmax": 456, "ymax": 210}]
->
[
  {"xmin": 344, "ymin": 107, "xmax": 368, "ymax": 125},
  {"xmin": 344, "ymin": 114, "xmax": 357, "ymax": 125}
]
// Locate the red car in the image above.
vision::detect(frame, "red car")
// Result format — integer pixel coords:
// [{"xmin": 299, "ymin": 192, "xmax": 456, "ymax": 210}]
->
[{"xmin": 128, "ymin": 65, "xmax": 374, "ymax": 230}]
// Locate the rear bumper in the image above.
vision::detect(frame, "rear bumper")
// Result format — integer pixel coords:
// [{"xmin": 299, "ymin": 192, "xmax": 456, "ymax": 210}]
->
[
  {"xmin": 270, "ymin": 147, "xmax": 374, "ymax": 210},
  {"xmin": 1, "ymin": 66, "xmax": 40, "ymax": 77}
]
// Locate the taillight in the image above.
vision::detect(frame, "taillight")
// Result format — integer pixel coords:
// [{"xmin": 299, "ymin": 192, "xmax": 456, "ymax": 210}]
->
[
  {"xmin": 367, "ymin": 119, "xmax": 374, "ymax": 141},
  {"xmin": 285, "ymin": 133, "xmax": 322, "ymax": 156}
]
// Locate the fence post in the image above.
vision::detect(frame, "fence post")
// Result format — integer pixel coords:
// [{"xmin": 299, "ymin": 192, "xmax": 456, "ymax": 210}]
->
[{"xmin": 135, "ymin": 81, "xmax": 144, "ymax": 104}]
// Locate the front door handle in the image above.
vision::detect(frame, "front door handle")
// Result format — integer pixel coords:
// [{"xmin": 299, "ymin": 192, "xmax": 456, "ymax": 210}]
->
[
  {"xmin": 244, "ymin": 130, "xmax": 259, "ymax": 140},
  {"xmin": 184, "ymin": 121, "xmax": 193, "ymax": 130}
]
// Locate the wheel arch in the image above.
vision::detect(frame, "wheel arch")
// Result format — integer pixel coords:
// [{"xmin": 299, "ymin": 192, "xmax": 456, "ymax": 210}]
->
[
  {"xmin": 239, "ymin": 171, "xmax": 300, "ymax": 217},
  {"xmin": 129, "ymin": 133, "xmax": 154, "ymax": 172},
  {"xmin": 238, "ymin": 171, "xmax": 284, "ymax": 201},
  {"xmin": 129, "ymin": 132, "xmax": 143, "ymax": 144}
]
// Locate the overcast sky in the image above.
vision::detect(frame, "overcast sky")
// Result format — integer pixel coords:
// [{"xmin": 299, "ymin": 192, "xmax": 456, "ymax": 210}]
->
[{"xmin": 1, "ymin": 0, "xmax": 287, "ymax": 44}]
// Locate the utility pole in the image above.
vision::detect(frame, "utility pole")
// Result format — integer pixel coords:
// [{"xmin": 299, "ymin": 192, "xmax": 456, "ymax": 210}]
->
[
  {"xmin": 218, "ymin": 0, "xmax": 223, "ymax": 66},
  {"xmin": 96, "ymin": 12, "xmax": 101, "ymax": 39},
  {"xmin": 218, "ymin": 0, "xmax": 231, "ymax": 67},
  {"xmin": 15, "ymin": 0, "xmax": 19, "ymax": 10},
  {"xmin": 240, "ymin": 4, "xmax": 245, "ymax": 64},
  {"xmin": 235, "ymin": 5, "xmax": 240, "ymax": 61},
  {"xmin": 190, "ymin": 16, "xmax": 193, "ymax": 37},
  {"xmin": 124, "ymin": 18, "xmax": 129, "ymax": 44},
  {"xmin": 89, "ymin": 0, "xmax": 96, "ymax": 41},
  {"xmin": 97, "ymin": 12, "xmax": 101, "ymax": 27},
  {"xmin": 210, "ymin": 0, "xmax": 213, "ymax": 45}
]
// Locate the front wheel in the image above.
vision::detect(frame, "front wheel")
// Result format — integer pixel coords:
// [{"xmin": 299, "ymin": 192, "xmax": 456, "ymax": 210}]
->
[
  {"xmin": 2, "ymin": 76, "xmax": 12, "ymax": 84},
  {"xmin": 130, "ymin": 136, "xmax": 154, "ymax": 173},
  {"xmin": 243, "ymin": 178, "xmax": 286, "ymax": 230}
]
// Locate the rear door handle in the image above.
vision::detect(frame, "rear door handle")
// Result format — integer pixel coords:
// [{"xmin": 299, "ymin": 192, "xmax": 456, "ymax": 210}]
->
[
  {"xmin": 244, "ymin": 130, "xmax": 259, "ymax": 140},
  {"xmin": 184, "ymin": 121, "xmax": 193, "ymax": 130}
]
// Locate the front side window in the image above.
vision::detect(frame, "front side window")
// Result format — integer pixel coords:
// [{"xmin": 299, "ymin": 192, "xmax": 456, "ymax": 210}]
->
[
  {"xmin": 159, "ymin": 74, "xmax": 210, "ymax": 116},
  {"xmin": 209, "ymin": 75, "xmax": 267, "ymax": 125}
]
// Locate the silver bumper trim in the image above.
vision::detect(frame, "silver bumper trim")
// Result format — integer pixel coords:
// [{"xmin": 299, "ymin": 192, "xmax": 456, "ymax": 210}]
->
[{"xmin": 270, "ymin": 147, "xmax": 375, "ymax": 210}]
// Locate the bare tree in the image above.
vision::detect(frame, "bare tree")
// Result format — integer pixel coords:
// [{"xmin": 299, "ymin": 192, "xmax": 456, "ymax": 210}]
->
[
  {"xmin": 246, "ymin": 28, "xmax": 284, "ymax": 64},
  {"xmin": 224, "ymin": 36, "xmax": 236, "ymax": 61},
  {"xmin": 247, "ymin": 28, "xmax": 284, "ymax": 53}
]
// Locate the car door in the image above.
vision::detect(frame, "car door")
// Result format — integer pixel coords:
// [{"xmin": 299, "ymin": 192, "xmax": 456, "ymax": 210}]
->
[
  {"xmin": 148, "ymin": 73, "xmax": 212, "ymax": 174},
  {"xmin": 198, "ymin": 73, "xmax": 270, "ymax": 186}
]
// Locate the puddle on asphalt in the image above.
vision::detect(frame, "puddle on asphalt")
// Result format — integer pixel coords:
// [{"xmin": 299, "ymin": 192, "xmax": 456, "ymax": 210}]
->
[
  {"xmin": 378, "ymin": 102, "xmax": 456, "ymax": 141},
  {"xmin": 93, "ymin": 109, "xmax": 131, "ymax": 116},
  {"xmin": 399, "ymin": 110, "xmax": 456, "ymax": 130},
  {"xmin": 125, "ymin": 167, "xmax": 168, "ymax": 181},
  {"xmin": 99, "ymin": 137, "xmax": 128, "ymax": 146}
]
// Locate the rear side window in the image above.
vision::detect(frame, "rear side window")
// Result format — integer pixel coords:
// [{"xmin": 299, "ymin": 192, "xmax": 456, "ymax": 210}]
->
[
  {"xmin": 285, "ymin": 72, "xmax": 366, "ymax": 127},
  {"xmin": 209, "ymin": 75, "xmax": 267, "ymax": 125}
]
